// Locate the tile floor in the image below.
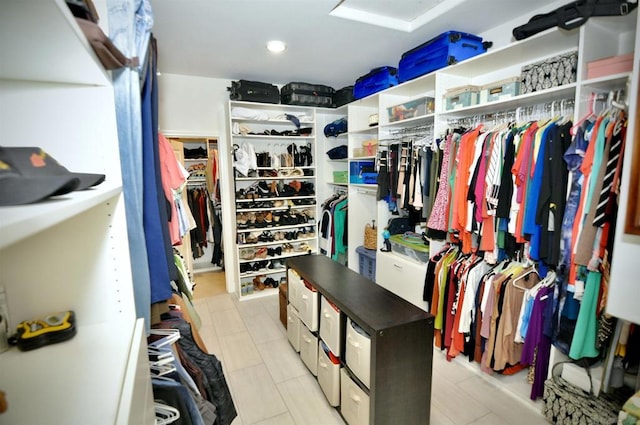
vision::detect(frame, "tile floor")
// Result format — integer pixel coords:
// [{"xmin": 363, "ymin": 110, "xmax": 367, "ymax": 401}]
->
[{"xmin": 192, "ymin": 271, "xmax": 549, "ymax": 425}]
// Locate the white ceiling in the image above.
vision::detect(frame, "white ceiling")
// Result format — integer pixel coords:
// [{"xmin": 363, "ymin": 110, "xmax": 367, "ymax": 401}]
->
[{"xmin": 150, "ymin": 0, "xmax": 561, "ymax": 89}]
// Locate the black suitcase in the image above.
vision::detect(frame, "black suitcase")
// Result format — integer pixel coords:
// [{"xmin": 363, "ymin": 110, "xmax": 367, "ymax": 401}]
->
[
  {"xmin": 228, "ymin": 80, "xmax": 280, "ymax": 104},
  {"xmin": 281, "ymin": 82, "xmax": 335, "ymax": 107},
  {"xmin": 332, "ymin": 86, "xmax": 354, "ymax": 108}
]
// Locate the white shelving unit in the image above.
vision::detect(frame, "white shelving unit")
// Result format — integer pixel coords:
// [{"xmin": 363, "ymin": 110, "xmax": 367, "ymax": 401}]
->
[
  {"xmin": 0, "ymin": 2, "xmax": 153, "ymax": 424},
  {"xmin": 337, "ymin": 13, "xmax": 638, "ymax": 410},
  {"xmin": 227, "ymin": 101, "xmax": 320, "ymax": 300}
]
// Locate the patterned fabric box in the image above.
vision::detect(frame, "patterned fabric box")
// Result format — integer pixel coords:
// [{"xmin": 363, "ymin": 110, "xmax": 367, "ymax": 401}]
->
[{"xmin": 521, "ymin": 50, "xmax": 578, "ymax": 94}]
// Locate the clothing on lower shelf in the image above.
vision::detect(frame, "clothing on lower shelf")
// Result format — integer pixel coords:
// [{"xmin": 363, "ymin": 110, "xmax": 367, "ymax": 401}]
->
[{"xmin": 149, "ymin": 308, "xmax": 237, "ymax": 425}]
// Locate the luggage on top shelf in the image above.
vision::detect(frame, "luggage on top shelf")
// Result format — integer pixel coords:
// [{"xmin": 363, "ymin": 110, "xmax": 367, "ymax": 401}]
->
[
  {"xmin": 228, "ymin": 80, "xmax": 280, "ymax": 104},
  {"xmin": 332, "ymin": 85, "xmax": 354, "ymax": 108},
  {"xmin": 398, "ymin": 31, "xmax": 491, "ymax": 83},
  {"xmin": 354, "ymin": 66, "xmax": 398, "ymax": 100},
  {"xmin": 280, "ymin": 82, "xmax": 335, "ymax": 107}
]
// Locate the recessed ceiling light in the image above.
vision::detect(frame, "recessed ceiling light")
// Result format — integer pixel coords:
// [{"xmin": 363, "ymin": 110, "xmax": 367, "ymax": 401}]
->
[{"xmin": 266, "ymin": 40, "xmax": 286, "ymax": 53}]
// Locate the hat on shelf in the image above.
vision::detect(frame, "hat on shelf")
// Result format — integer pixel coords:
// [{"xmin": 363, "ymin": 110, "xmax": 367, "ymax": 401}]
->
[{"xmin": 0, "ymin": 146, "xmax": 106, "ymax": 206}]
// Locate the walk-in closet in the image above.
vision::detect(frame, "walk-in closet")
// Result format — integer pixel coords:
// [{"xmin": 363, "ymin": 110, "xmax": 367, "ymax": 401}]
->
[{"xmin": 2, "ymin": 0, "xmax": 640, "ymax": 424}]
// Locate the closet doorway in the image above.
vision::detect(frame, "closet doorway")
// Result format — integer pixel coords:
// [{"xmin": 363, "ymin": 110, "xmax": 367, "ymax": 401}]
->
[{"xmin": 167, "ymin": 136, "xmax": 225, "ymax": 296}]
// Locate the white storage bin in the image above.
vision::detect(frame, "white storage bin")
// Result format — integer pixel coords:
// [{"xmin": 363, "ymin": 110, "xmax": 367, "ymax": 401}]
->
[
  {"xmin": 287, "ymin": 304, "xmax": 301, "ymax": 352},
  {"xmin": 299, "ymin": 280, "xmax": 319, "ymax": 332},
  {"xmin": 320, "ymin": 295, "xmax": 341, "ymax": 356},
  {"xmin": 345, "ymin": 318, "xmax": 371, "ymax": 388},
  {"xmin": 340, "ymin": 369, "xmax": 370, "ymax": 425},
  {"xmin": 287, "ymin": 268, "xmax": 303, "ymax": 311},
  {"xmin": 299, "ymin": 323, "xmax": 318, "ymax": 376},
  {"xmin": 318, "ymin": 340, "xmax": 341, "ymax": 407}
]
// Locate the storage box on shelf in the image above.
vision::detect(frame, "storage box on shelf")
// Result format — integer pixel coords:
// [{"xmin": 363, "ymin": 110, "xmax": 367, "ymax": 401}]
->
[
  {"xmin": 229, "ymin": 101, "xmax": 320, "ymax": 299},
  {"xmin": 286, "ymin": 255, "xmax": 434, "ymax": 425}
]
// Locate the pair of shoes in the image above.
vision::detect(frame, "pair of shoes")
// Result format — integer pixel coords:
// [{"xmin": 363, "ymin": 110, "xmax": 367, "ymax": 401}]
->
[
  {"xmin": 267, "ymin": 246, "xmax": 282, "ymax": 256},
  {"xmin": 295, "ymin": 242, "xmax": 311, "ymax": 252},
  {"xmin": 255, "ymin": 247, "xmax": 268, "ymax": 259},
  {"xmin": 240, "ymin": 247, "xmax": 255, "ymax": 260},
  {"xmin": 264, "ymin": 277, "xmax": 279, "ymax": 288},
  {"xmin": 282, "ymin": 243, "xmax": 294, "ymax": 253},
  {"xmin": 253, "ymin": 276, "xmax": 266, "ymax": 291}
]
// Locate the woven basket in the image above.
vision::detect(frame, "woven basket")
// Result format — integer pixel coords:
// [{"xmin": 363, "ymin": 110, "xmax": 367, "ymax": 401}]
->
[{"xmin": 364, "ymin": 223, "xmax": 377, "ymax": 250}]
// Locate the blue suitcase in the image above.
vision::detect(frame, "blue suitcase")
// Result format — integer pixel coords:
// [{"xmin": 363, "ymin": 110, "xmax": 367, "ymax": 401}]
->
[
  {"xmin": 354, "ymin": 66, "xmax": 398, "ymax": 100},
  {"xmin": 398, "ymin": 31, "xmax": 490, "ymax": 83}
]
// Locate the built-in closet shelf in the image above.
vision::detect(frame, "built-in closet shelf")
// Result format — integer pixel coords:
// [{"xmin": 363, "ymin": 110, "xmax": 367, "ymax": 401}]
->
[
  {"xmin": 231, "ymin": 118, "xmax": 315, "ymax": 125},
  {"xmin": 231, "ymin": 134, "xmax": 315, "ymax": 140},
  {"xmin": 0, "ymin": 318, "xmax": 144, "ymax": 424},
  {"xmin": 235, "ymin": 176, "xmax": 316, "ymax": 181},
  {"xmin": 184, "ymin": 158, "xmax": 208, "ymax": 162},
  {"xmin": 237, "ymin": 223, "xmax": 316, "ymax": 233},
  {"xmin": 239, "ymin": 251, "xmax": 316, "ymax": 264},
  {"xmin": 236, "ymin": 205, "xmax": 316, "ymax": 213},
  {"xmin": 240, "ymin": 269, "xmax": 286, "ymax": 279},
  {"xmin": 239, "ymin": 287, "xmax": 279, "ymax": 300},
  {"xmin": 230, "ymin": 100, "xmax": 318, "ymax": 113},
  {"xmin": 438, "ymin": 83, "xmax": 578, "ymax": 118},
  {"xmin": 441, "ymin": 28, "xmax": 580, "ymax": 77},
  {"xmin": 384, "ymin": 74, "xmax": 437, "ymax": 97},
  {"xmin": 0, "ymin": 1, "xmax": 110, "ymax": 86},
  {"xmin": 581, "ymin": 72, "xmax": 632, "ymax": 90},
  {"xmin": 235, "ymin": 195, "xmax": 316, "ymax": 202},
  {"xmin": 0, "ymin": 183, "xmax": 122, "ymax": 250},
  {"xmin": 348, "ymin": 126, "xmax": 378, "ymax": 135},
  {"xmin": 381, "ymin": 113, "xmax": 435, "ymax": 129},
  {"xmin": 329, "ymin": 182, "xmax": 348, "ymax": 187},
  {"xmin": 348, "ymin": 156, "xmax": 376, "ymax": 161},
  {"xmin": 238, "ymin": 236, "xmax": 317, "ymax": 248}
]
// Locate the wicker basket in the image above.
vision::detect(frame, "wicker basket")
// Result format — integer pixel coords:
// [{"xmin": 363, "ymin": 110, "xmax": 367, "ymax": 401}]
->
[{"xmin": 364, "ymin": 222, "xmax": 377, "ymax": 250}]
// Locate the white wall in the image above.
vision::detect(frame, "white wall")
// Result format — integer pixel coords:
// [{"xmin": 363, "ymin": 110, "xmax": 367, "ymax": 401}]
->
[{"xmin": 157, "ymin": 73, "xmax": 238, "ymax": 293}]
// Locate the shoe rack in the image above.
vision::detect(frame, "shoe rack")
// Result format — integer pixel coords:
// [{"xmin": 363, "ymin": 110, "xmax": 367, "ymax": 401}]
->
[{"xmin": 228, "ymin": 101, "xmax": 319, "ymax": 299}]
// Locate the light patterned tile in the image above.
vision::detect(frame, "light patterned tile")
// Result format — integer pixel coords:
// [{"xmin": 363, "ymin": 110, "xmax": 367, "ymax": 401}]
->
[
  {"xmin": 467, "ymin": 412, "xmax": 511, "ymax": 425},
  {"xmin": 432, "ymin": 350, "xmax": 479, "ymax": 384},
  {"xmin": 253, "ymin": 412, "xmax": 296, "ymax": 425},
  {"xmin": 429, "ymin": 404, "xmax": 456, "ymax": 425},
  {"xmin": 220, "ymin": 332, "xmax": 263, "ymax": 372},
  {"xmin": 256, "ymin": 337, "xmax": 308, "ymax": 383},
  {"xmin": 236, "ymin": 297, "xmax": 267, "ymax": 319},
  {"xmin": 431, "ymin": 371, "xmax": 490, "ymax": 425},
  {"xmin": 277, "ymin": 375, "xmax": 345, "ymax": 425},
  {"xmin": 454, "ymin": 375, "xmax": 547, "ymax": 425},
  {"xmin": 212, "ymin": 307, "xmax": 247, "ymax": 336},
  {"xmin": 228, "ymin": 364, "xmax": 288, "ymax": 425},
  {"xmin": 192, "ymin": 298, "xmax": 212, "ymax": 326},
  {"xmin": 244, "ymin": 311, "xmax": 286, "ymax": 344},
  {"xmin": 198, "ymin": 323, "xmax": 223, "ymax": 359},
  {"xmin": 207, "ymin": 292, "xmax": 237, "ymax": 312}
]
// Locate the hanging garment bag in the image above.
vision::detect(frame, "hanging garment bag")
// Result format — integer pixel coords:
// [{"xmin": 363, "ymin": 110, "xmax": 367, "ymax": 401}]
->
[
  {"xmin": 398, "ymin": 31, "xmax": 490, "ymax": 83},
  {"xmin": 280, "ymin": 82, "xmax": 335, "ymax": 107},
  {"xmin": 228, "ymin": 80, "xmax": 280, "ymax": 104},
  {"xmin": 512, "ymin": 0, "xmax": 638, "ymax": 40}
]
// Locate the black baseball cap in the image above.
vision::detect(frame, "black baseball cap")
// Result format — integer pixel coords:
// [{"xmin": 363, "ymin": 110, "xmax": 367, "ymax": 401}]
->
[{"xmin": 0, "ymin": 146, "xmax": 105, "ymax": 206}]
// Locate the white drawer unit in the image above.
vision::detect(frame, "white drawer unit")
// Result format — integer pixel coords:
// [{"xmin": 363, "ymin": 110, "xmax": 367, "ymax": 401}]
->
[
  {"xmin": 288, "ymin": 268, "xmax": 303, "ymax": 311},
  {"xmin": 320, "ymin": 295, "xmax": 341, "ymax": 356},
  {"xmin": 340, "ymin": 369, "xmax": 370, "ymax": 425},
  {"xmin": 299, "ymin": 280, "xmax": 319, "ymax": 332},
  {"xmin": 287, "ymin": 304, "xmax": 302, "ymax": 352},
  {"xmin": 375, "ymin": 251, "xmax": 429, "ymax": 312},
  {"xmin": 317, "ymin": 340, "xmax": 341, "ymax": 407},
  {"xmin": 345, "ymin": 317, "xmax": 371, "ymax": 388},
  {"xmin": 299, "ymin": 323, "xmax": 319, "ymax": 376}
]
